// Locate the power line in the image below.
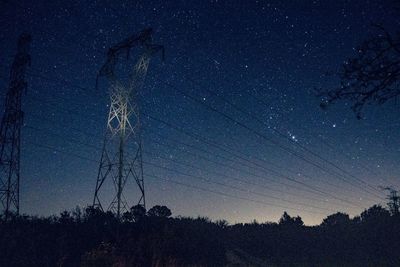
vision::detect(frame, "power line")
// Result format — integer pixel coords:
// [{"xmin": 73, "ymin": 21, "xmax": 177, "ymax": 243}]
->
[
  {"xmin": 25, "ymin": 140, "xmax": 99, "ymax": 164},
  {"xmin": 145, "ymin": 133, "xmax": 365, "ymax": 208},
  {"xmin": 8, "ymin": 59, "xmax": 384, "ymax": 205},
  {"xmin": 158, "ymin": 80, "xmax": 384, "ymax": 200},
  {"xmin": 146, "ymin": 173, "xmax": 333, "ymax": 216},
  {"xmin": 2, "ymin": 2, "xmax": 387, "ymax": 216},
  {"xmin": 144, "ymin": 150, "xmax": 363, "ymax": 209},
  {"xmin": 189, "ymin": 75, "xmax": 379, "ymax": 186},
  {"xmin": 27, "ymin": 93, "xmax": 325, "ymax": 203},
  {"xmin": 23, "ymin": 124, "xmax": 348, "ymax": 212},
  {"xmin": 312, "ymin": 137, "xmax": 379, "ymax": 176},
  {"xmin": 21, "ymin": 76, "xmax": 380, "ymax": 207},
  {"xmin": 146, "ymin": 129, "xmax": 374, "ymax": 204},
  {"xmin": 24, "ymin": 138, "xmax": 335, "ymax": 217},
  {"xmin": 20, "ymin": 82, "xmax": 364, "ymax": 207},
  {"xmin": 27, "ymin": 69, "xmax": 100, "ymax": 96},
  {"xmin": 6, "ymin": 67, "xmax": 384, "ymax": 200},
  {"xmin": 147, "ymin": 138, "xmax": 325, "ymax": 199},
  {"xmin": 24, "ymin": 104, "xmax": 368, "ymax": 209},
  {"xmin": 0, "ymin": 9, "xmax": 386, "ymax": 188},
  {"xmin": 144, "ymin": 161, "xmax": 338, "ymax": 213},
  {"xmin": 27, "ymin": 113, "xmax": 105, "ymax": 142},
  {"xmin": 24, "ymin": 125, "xmax": 102, "ymax": 152},
  {"xmin": 24, "ymin": 112, "xmax": 367, "ymax": 209},
  {"xmin": 146, "ymin": 114, "xmax": 382, "ymax": 204},
  {"xmin": 175, "ymin": 79, "xmax": 380, "ymax": 195},
  {"xmin": 245, "ymin": 87, "xmax": 380, "ymax": 176},
  {"xmin": 20, "ymin": 71, "xmax": 383, "ymax": 205},
  {"xmin": 24, "ymin": 90, "xmax": 377, "ymax": 208}
]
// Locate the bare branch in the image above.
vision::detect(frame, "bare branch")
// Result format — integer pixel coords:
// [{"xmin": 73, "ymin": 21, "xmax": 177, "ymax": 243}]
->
[{"xmin": 318, "ymin": 26, "xmax": 400, "ymax": 118}]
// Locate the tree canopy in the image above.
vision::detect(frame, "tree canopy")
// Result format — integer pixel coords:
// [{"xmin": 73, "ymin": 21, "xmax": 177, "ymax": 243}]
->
[
  {"xmin": 318, "ymin": 1, "xmax": 400, "ymax": 119},
  {"xmin": 1, "ymin": 204, "xmax": 400, "ymax": 266}
]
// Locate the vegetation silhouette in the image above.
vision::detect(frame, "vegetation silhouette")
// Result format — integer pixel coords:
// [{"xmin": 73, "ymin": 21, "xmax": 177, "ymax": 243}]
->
[
  {"xmin": 1, "ymin": 201, "xmax": 400, "ymax": 267},
  {"xmin": 318, "ymin": 1, "xmax": 400, "ymax": 119}
]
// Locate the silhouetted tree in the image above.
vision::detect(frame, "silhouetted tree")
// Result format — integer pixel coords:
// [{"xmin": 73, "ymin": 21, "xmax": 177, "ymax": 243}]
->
[
  {"xmin": 321, "ymin": 212, "xmax": 351, "ymax": 227},
  {"xmin": 147, "ymin": 205, "xmax": 172, "ymax": 218},
  {"xmin": 59, "ymin": 210, "xmax": 73, "ymax": 224},
  {"xmin": 84, "ymin": 206, "xmax": 103, "ymax": 220},
  {"xmin": 2, "ymin": 203, "xmax": 400, "ymax": 266},
  {"xmin": 318, "ymin": 2, "xmax": 400, "ymax": 118},
  {"xmin": 360, "ymin": 204, "xmax": 391, "ymax": 223},
  {"xmin": 278, "ymin": 212, "xmax": 304, "ymax": 227},
  {"xmin": 215, "ymin": 219, "xmax": 229, "ymax": 228},
  {"xmin": 72, "ymin": 206, "xmax": 82, "ymax": 223},
  {"xmin": 130, "ymin": 204, "xmax": 146, "ymax": 221},
  {"xmin": 122, "ymin": 210, "xmax": 133, "ymax": 222}
]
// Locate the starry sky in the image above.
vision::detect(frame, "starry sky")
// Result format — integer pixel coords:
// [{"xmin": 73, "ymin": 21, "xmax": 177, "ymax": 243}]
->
[{"xmin": 1, "ymin": 0, "xmax": 399, "ymax": 225}]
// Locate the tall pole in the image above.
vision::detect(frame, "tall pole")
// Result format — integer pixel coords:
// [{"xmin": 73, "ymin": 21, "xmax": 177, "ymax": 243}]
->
[
  {"xmin": 92, "ymin": 28, "xmax": 163, "ymax": 218},
  {"xmin": 0, "ymin": 33, "xmax": 31, "ymax": 218}
]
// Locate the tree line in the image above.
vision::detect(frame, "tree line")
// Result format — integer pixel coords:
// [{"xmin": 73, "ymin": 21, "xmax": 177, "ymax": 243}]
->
[{"xmin": 1, "ymin": 199, "xmax": 400, "ymax": 267}]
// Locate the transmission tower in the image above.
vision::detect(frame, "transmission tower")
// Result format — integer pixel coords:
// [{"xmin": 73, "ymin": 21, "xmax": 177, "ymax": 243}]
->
[
  {"xmin": 93, "ymin": 28, "xmax": 163, "ymax": 219},
  {"xmin": 0, "ymin": 33, "xmax": 31, "ymax": 218},
  {"xmin": 384, "ymin": 187, "xmax": 400, "ymax": 215}
]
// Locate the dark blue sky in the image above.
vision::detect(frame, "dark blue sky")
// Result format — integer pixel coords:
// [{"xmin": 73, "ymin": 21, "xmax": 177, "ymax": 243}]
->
[{"xmin": 1, "ymin": 0, "xmax": 399, "ymax": 224}]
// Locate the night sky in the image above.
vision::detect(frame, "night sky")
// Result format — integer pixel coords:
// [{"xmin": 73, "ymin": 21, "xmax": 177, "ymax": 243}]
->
[{"xmin": 1, "ymin": 0, "xmax": 399, "ymax": 225}]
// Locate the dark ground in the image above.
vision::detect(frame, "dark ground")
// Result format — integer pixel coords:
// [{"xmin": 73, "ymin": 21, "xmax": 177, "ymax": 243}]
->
[{"xmin": 1, "ymin": 204, "xmax": 400, "ymax": 267}]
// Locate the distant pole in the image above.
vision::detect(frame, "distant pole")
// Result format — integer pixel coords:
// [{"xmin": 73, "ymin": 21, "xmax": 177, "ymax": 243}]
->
[
  {"xmin": 0, "ymin": 33, "xmax": 31, "ymax": 219},
  {"xmin": 386, "ymin": 188, "xmax": 400, "ymax": 215},
  {"xmin": 92, "ymin": 28, "xmax": 163, "ymax": 219}
]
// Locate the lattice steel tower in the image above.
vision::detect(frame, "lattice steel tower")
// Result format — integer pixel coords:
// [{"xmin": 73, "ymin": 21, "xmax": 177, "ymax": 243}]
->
[
  {"xmin": 93, "ymin": 28, "xmax": 163, "ymax": 218},
  {"xmin": 0, "ymin": 33, "xmax": 31, "ymax": 217}
]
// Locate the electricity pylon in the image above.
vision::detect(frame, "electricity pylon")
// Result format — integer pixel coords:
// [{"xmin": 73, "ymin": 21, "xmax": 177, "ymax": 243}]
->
[
  {"xmin": 384, "ymin": 187, "xmax": 400, "ymax": 215},
  {"xmin": 0, "ymin": 33, "xmax": 31, "ymax": 218},
  {"xmin": 93, "ymin": 28, "xmax": 163, "ymax": 219}
]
